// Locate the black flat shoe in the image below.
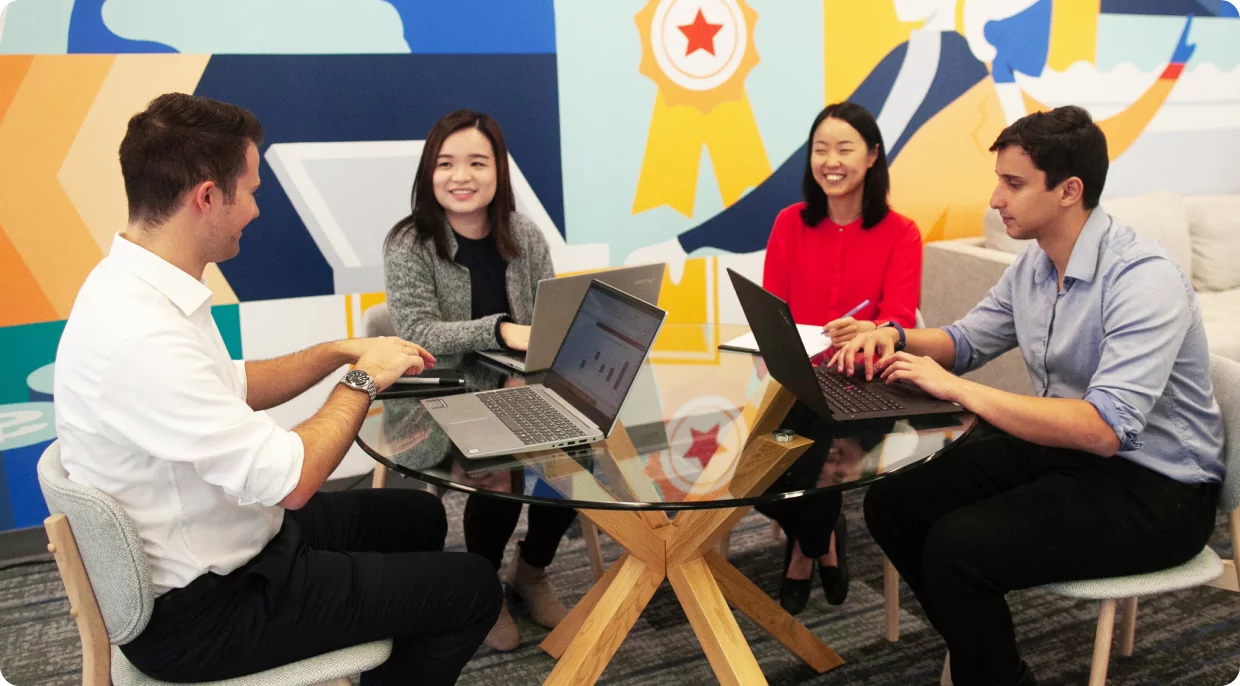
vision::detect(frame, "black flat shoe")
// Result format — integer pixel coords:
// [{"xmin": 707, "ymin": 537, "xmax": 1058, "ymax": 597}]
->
[
  {"xmin": 819, "ymin": 513, "xmax": 850, "ymax": 606},
  {"xmin": 779, "ymin": 537, "xmax": 812, "ymax": 615}
]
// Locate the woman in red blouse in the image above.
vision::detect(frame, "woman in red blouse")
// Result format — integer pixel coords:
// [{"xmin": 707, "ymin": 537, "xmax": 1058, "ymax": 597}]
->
[{"xmin": 756, "ymin": 101, "xmax": 923, "ymax": 615}]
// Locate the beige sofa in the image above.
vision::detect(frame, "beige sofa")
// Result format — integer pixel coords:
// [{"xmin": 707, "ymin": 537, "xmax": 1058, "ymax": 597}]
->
[{"xmin": 922, "ymin": 192, "xmax": 1240, "ymax": 394}]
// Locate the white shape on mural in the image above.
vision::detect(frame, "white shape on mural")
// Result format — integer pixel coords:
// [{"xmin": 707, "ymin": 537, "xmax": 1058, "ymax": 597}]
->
[{"xmin": 266, "ymin": 140, "xmax": 609, "ymax": 296}]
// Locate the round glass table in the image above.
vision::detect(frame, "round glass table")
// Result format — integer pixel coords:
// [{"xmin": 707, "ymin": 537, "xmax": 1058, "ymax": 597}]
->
[{"xmin": 355, "ymin": 324, "xmax": 977, "ymax": 685}]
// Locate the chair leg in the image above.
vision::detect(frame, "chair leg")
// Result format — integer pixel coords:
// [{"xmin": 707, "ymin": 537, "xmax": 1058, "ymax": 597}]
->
[
  {"xmin": 582, "ymin": 518, "xmax": 606, "ymax": 582},
  {"xmin": 371, "ymin": 466, "xmax": 388, "ymax": 489},
  {"xmin": 316, "ymin": 679, "xmax": 351, "ymax": 686},
  {"xmin": 716, "ymin": 526, "xmax": 731, "ymax": 559},
  {"xmin": 940, "ymin": 651, "xmax": 952, "ymax": 686},
  {"xmin": 1090, "ymin": 599, "xmax": 1118, "ymax": 686},
  {"xmin": 1119, "ymin": 597, "xmax": 1138, "ymax": 657},
  {"xmin": 883, "ymin": 556, "xmax": 900, "ymax": 642}
]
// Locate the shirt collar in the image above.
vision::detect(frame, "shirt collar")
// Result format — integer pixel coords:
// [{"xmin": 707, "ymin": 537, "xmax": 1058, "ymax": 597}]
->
[
  {"xmin": 1031, "ymin": 209, "xmax": 1111, "ymax": 286},
  {"xmin": 109, "ymin": 233, "xmax": 213, "ymax": 315},
  {"xmin": 1063, "ymin": 209, "xmax": 1111, "ymax": 284}
]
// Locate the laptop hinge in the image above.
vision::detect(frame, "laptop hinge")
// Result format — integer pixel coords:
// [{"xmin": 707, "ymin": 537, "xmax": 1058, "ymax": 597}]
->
[{"xmin": 543, "ymin": 388, "xmax": 600, "ymax": 432}]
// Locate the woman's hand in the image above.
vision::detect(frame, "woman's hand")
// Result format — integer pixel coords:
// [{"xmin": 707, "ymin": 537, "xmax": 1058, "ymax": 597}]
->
[
  {"xmin": 499, "ymin": 323, "xmax": 531, "ymax": 351},
  {"xmin": 823, "ymin": 318, "xmax": 877, "ymax": 346}
]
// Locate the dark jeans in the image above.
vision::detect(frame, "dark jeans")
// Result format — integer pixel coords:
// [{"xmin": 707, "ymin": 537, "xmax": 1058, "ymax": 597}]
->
[
  {"xmin": 121, "ymin": 490, "xmax": 502, "ymax": 686},
  {"xmin": 464, "ymin": 487, "xmax": 577, "ymax": 570},
  {"xmin": 864, "ymin": 422, "xmax": 1218, "ymax": 686},
  {"xmin": 755, "ymin": 401, "xmax": 842, "ymax": 558}
]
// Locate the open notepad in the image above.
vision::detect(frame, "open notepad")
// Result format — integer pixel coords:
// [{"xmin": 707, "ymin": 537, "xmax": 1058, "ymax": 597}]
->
[{"xmin": 718, "ymin": 324, "xmax": 831, "ymax": 359}]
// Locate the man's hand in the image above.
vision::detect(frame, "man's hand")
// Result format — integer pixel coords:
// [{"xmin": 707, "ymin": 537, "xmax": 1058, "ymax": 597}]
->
[
  {"xmin": 879, "ymin": 352, "xmax": 963, "ymax": 402},
  {"xmin": 827, "ymin": 326, "xmax": 902, "ymax": 380},
  {"xmin": 337, "ymin": 337, "xmax": 436, "ymax": 368},
  {"xmin": 823, "ymin": 317, "xmax": 876, "ymax": 346},
  {"xmin": 499, "ymin": 323, "xmax": 531, "ymax": 351},
  {"xmin": 354, "ymin": 337, "xmax": 436, "ymax": 391}
]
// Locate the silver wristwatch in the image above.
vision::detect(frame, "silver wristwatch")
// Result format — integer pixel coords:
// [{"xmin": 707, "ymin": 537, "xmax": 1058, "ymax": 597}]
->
[{"xmin": 340, "ymin": 369, "xmax": 377, "ymax": 401}]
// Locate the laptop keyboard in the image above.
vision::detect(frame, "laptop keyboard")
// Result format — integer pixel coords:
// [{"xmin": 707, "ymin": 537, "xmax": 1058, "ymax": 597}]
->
[
  {"xmin": 478, "ymin": 387, "xmax": 586, "ymax": 445},
  {"xmin": 815, "ymin": 366, "xmax": 905, "ymax": 414}
]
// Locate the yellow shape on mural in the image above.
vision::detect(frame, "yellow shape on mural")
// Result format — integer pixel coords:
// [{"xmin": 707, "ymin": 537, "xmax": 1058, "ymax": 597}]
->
[
  {"xmin": 823, "ymin": 1, "xmax": 913, "ymax": 105},
  {"xmin": 0, "ymin": 223, "xmax": 57, "ymax": 327},
  {"xmin": 1048, "ymin": 0, "xmax": 1099, "ymax": 71},
  {"xmin": 0, "ymin": 55, "xmax": 114, "ymax": 322},
  {"xmin": 632, "ymin": 0, "xmax": 769, "ymax": 217}
]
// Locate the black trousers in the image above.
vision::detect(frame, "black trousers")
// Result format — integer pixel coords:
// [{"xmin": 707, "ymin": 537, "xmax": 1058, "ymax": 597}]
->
[
  {"xmin": 463, "ymin": 474, "xmax": 577, "ymax": 570},
  {"xmin": 755, "ymin": 402, "xmax": 842, "ymax": 558},
  {"xmin": 121, "ymin": 490, "xmax": 502, "ymax": 686},
  {"xmin": 864, "ymin": 422, "xmax": 1218, "ymax": 686}
]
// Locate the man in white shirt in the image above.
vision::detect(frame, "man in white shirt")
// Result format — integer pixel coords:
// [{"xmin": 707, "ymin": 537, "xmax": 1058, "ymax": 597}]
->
[{"xmin": 54, "ymin": 93, "xmax": 501, "ymax": 686}]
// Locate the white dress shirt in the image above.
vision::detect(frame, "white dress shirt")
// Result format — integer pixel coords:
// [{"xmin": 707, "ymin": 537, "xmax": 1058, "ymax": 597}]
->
[{"xmin": 54, "ymin": 234, "xmax": 305, "ymax": 595}]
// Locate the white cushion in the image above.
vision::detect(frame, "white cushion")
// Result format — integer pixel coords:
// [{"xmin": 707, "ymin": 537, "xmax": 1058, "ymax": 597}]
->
[
  {"xmin": 1186, "ymin": 196, "xmax": 1240, "ymax": 292},
  {"xmin": 982, "ymin": 208, "xmax": 1031, "ymax": 255},
  {"xmin": 1103, "ymin": 191, "xmax": 1193, "ymax": 278},
  {"xmin": 1199, "ymin": 288, "xmax": 1240, "ymax": 363}
]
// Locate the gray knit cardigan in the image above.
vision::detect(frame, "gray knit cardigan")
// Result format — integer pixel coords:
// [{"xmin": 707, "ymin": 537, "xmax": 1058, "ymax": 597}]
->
[{"xmin": 383, "ymin": 212, "xmax": 555, "ymax": 356}]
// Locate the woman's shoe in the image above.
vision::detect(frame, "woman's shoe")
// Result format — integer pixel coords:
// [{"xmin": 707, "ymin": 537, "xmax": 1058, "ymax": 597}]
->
[
  {"xmin": 819, "ymin": 514, "xmax": 850, "ymax": 606},
  {"xmin": 779, "ymin": 537, "xmax": 812, "ymax": 615},
  {"xmin": 483, "ymin": 598, "xmax": 519, "ymax": 652},
  {"xmin": 506, "ymin": 556, "xmax": 569, "ymax": 629}
]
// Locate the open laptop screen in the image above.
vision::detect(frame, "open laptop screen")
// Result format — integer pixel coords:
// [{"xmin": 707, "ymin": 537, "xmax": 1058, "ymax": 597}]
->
[{"xmin": 544, "ymin": 280, "xmax": 666, "ymax": 435}]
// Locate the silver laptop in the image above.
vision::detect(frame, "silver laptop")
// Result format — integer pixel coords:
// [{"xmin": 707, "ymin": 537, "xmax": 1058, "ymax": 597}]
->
[
  {"xmin": 478, "ymin": 263, "xmax": 665, "ymax": 373},
  {"xmin": 423, "ymin": 280, "xmax": 667, "ymax": 458}
]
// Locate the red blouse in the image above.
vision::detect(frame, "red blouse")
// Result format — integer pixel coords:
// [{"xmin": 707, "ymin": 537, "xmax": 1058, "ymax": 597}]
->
[{"xmin": 762, "ymin": 203, "xmax": 922, "ymax": 329}]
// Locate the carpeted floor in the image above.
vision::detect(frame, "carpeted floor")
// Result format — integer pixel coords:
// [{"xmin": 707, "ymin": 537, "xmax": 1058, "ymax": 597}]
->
[{"xmin": 3, "ymin": 481, "xmax": 1239, "ymax": 685}]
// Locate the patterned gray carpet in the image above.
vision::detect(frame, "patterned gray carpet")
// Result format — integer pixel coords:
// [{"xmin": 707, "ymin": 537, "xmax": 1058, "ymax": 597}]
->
[{"xmin": 3, "ymin": 481, "xmax": 1239, "ymax": 685}]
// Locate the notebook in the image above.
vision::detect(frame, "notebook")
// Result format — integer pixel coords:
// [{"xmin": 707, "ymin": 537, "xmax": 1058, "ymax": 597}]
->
[{"xmin": 719, "ymin": 324, "xmax": 831, "ymax": 359}]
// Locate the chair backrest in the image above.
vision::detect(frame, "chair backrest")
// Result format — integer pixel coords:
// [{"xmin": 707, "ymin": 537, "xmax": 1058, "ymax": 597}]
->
[
  {"xmin": 915, "ymin": 309, "xmax": 926, "ymax": 329},
  {"xmin": 362, "ymin": 302, "xmax": 396, "ymax": 338},
  {"xmin": 1213, "ymin": 355, "xmax": 1240, "ymax": 512},
  {"xmin": 37, "ymin": 441, "xmax": 155, "ymax": 644}
]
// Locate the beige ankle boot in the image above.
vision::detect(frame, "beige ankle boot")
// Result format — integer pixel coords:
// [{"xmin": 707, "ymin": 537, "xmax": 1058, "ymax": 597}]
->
[
  {"xmin": 507, "ymin": 557, "xmax": 569, "ymax": 629},
  {"xmin": 483, "ymin": 598, "xmax": 519, "ymax": 652}
]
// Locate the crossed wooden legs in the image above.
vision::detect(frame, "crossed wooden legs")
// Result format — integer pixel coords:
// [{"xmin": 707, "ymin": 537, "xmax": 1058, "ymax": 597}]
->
[{"xmin": 538, "ymin": 434, "xmax": 845, "ymax": 685}]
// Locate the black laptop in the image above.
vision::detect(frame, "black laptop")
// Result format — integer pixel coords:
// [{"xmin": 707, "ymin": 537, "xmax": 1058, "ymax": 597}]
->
[{"xmin": 727, "ymin": 268, "xmax": 961, "ymax": 422}]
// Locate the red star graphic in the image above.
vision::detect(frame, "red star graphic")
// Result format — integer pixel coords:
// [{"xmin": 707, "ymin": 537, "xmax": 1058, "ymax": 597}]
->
[
  {"xmin": 677, "ymin": 8, "xmax": 723, "ymax": 57},
  {"xmin": 684, "ymin": 424, "xmax": 722, "ymax": 467}
]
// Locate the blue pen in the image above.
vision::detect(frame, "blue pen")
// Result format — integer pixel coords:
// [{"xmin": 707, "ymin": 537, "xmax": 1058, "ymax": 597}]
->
[{"xmin": 822, "ymin": 299, "xmax": 871, "ymax": 335}]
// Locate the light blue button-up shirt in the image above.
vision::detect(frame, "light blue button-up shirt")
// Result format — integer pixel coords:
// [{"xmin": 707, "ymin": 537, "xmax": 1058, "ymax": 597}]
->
[{"xmin": 944, "ymin": 208, "xmax": 1224, "ymax": 484}]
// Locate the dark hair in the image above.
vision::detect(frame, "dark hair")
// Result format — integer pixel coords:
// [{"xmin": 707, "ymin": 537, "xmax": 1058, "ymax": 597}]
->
[
  {"xmin": 989, "ymin": 105, "xmax": 1108, "ymax": 209},
  {"xmin": 119, "ymin": 93, "xmax": 263, "ymax": 226},
  {"xmin": 386, "ymin": 110, "xmax": 518, "ymax": 261},
  {"xmin": 801, "ymin": 102, "xmax": 890, "ymax": 229}
]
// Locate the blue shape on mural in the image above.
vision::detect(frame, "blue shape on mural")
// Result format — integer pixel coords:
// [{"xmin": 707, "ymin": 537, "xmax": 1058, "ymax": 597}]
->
[
  {"xmin": 68, "ymin": 0, "xmax": 176, "ymax": 53},
  {"xmin": 386, "ymin": 0, "xmax": 556, "ymax": 54},
  {"xmin": 0, "ymin": 402, "xmax": 56, "ymax": 530},
  {"xmin": 193, "ymin": 54, "xmax": 564, "ymax": 301},
  {"xmin": 986, "ymin": 0, "xmax": 1053, "ymax": 84},
  {"xmin": 1101, "ymin": 0, "xmax": 1238, "ymax": 17}
]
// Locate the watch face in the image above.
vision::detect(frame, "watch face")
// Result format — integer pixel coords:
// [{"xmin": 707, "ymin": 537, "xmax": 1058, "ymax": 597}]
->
[{"xmin": 345, "ymin": 369, "xmax": 370, "ymax": 386}]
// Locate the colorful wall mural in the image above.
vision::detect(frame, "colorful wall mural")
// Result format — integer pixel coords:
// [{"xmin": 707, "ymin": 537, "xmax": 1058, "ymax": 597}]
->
[{"xmin": 0, "ymin": 0, "xmax": 1237, "ymax": 530}]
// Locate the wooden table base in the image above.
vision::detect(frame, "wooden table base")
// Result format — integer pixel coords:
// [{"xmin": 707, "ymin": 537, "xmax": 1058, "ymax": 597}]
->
[{"xmin": 538, "ymin": 432, "xmax": 845, "ymax": 685}]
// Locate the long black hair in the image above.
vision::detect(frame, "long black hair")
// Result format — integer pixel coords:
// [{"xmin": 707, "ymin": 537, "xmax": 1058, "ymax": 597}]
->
[
  {"xmin": 385, "ymin": 110, "xmax": 519, "ymax": 260},
  {"xmin": 800, "ymin": 101, "xmax": 890, "ymax": 229}
]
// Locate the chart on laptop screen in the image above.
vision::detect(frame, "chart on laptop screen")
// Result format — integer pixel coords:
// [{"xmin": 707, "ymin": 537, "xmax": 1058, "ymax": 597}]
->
[{"xmin": 553, "ymin": 288, "xmax": 662, "ymax": 419}]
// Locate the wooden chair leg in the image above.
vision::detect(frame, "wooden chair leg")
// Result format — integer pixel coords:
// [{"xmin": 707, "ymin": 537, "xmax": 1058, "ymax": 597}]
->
[
  {"xmin": 581, "ymin": 518, "xmax": 606, "ymax": 582},
  {"xmin": 940, "ymin": 651, "xmax": 952, "ymax": 686},
  {"xmin": 716, "ymin": 526, "xmax": 731, "ymax": 559},
  {"xmin": 1090, "ymin": 599, "xmax": 1118, "ymax": 686},
  {"xmin": 883, "ymin": 556, "xmax": 900, "ymax": 642},
  {"xmin": 1119, "ymin": 597, "xmax": 1138, "ymax": 657},
  {"xmin": 316, "ymin": 679, "xmax": 351, "ymax": 686},
  {"xmin": 371, "ymin": 466, "xmax": 388, "ymax": 489}
]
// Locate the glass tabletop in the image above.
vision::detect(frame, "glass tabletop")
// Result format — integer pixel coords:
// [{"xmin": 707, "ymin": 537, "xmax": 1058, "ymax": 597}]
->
[{"xmin": 356, "ymin": 324, "xmax": 977, "ymax": 510}]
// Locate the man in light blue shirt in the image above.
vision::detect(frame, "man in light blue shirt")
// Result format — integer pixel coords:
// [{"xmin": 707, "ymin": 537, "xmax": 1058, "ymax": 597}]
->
[{"xmin": 831, "ymin": 106, "xmax": 1222, "ymax": 686}]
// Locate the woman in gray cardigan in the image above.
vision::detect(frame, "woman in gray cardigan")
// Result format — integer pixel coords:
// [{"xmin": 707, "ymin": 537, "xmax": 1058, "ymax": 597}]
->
[{"xmin": 383, "ymin": 110, "xmax": 575, "ymax": 652}]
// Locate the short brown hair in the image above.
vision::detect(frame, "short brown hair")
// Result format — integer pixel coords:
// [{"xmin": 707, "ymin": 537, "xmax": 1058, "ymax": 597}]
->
[
  {"xmin": 119, "ymin": 93, "xmax": 264, "ymax": 226},
  {"xmin": 990, "ymin": 105, "xmax": 1108, "ymax": 209}
]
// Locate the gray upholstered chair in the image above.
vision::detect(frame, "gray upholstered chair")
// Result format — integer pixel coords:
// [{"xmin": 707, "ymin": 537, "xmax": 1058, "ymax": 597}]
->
[
  {"xmin": 36, "ymin": 441, "xmax": 393, "ymax": 686},
  {"xmin": 940, "ymin": 355, "xmax": 1240, "ymax": 686}
]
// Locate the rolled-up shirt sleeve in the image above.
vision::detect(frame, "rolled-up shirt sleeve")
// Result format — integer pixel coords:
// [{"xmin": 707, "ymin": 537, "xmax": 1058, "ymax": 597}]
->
[
  {"xmin": 98, "ymin": 329, "xmax": 303, "ymax": 506},
  {"xmin": 940, "ymin": 261, "xmax": 1020, "ymax": 375},
  {"xmin": 1084, "ymin": 258, "xmax": 1192, "ymax": 452}
]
